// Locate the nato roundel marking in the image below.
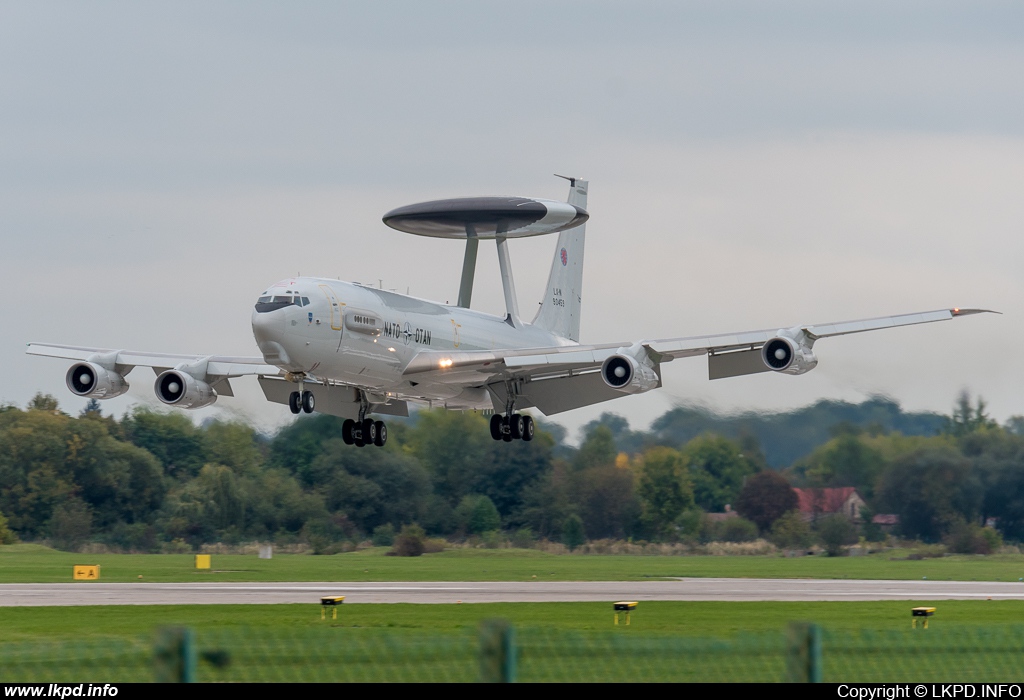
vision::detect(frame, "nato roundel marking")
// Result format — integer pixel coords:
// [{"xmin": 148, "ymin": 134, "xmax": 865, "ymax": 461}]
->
[{"xmin": 560, "ymin": 248, "xmax": 568, "ymax": 266}]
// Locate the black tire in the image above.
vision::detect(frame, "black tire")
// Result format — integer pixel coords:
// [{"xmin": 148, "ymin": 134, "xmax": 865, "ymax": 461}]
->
[
  {"xmin": 301, "ymin": 390, "xmax": 315, "ymax": 414},
  {"xmin": 489, "ymin": 414, "xmax": 504, "ymax": 441},
  {"xmin": 354, "ymin": 437, "xmax": 365, "ymax": 447},
  {"xmin": 509, "ymin": 414, "xmax": 525, "ymax": 440},
  {"xmin": 522, "ymin": 415, "xmax": 535, "ymax": 442},
  {"xmin": 288, "ymin": 391, "xmax": 301, "ymax": 415},
  {"xmin": 363, "ymin": 418, "xmax": 376, "ymax": 444},
  {"xmin": 341, "ymin": 419, "xmax": 355, "ymax": 445},
  {"xmin": 502, "ymin": 416, "xmax": 513, "ymax": 442},
  {"xmin": 373, "ymin": 421, "xmax": 387, "ymax": 447}
]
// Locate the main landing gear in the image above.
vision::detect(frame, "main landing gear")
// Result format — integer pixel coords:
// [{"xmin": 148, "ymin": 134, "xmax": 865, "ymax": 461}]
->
[
  {"xmin": 340, "ymin": 390, "xmax": 387, "ymax": 448},
  {"xmin": 490, "ymin": 413, "xmax": 534, "ymax": 442},
  {"xmin": 491, "ymin": 382, "xmax": 534, "ymax": 442},
  {"xmin": 341, "ymin": 418, "xmax": 387, "ymax": 448},
  {"xmin": 288, "ymin": 390, "xmax": 315, "ymax": 414}
]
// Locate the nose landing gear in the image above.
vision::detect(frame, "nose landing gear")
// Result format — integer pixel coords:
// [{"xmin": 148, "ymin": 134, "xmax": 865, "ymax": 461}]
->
[{"xmin": 288, "ymin": 390, "xmax": 316, "ymax": 414}]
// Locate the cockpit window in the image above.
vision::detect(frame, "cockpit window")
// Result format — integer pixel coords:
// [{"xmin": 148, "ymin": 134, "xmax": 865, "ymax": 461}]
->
[
  {"xmin": 255, "ymin": 295, "xmax": 302, "ymax": 313},
  {"xmin": 301, "ymin": 297, "xmax": 310, "ymax": 306}
]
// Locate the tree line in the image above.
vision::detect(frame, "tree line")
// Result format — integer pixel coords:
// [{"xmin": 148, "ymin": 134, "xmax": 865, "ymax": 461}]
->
[{"xmin": 0, "ymin": 391, "xmax": 1021, "ymax": 553}]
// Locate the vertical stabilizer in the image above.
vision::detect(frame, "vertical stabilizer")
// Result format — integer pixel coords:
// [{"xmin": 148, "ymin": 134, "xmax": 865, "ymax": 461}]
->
[{"xmin": 532, "ymin": 178, "xmax": 588, "ymax": 341}]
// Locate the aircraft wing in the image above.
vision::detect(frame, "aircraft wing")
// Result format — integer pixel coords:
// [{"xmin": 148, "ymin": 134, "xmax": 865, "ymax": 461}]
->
[
  {"xmin": 402, "ymin": 308, "xmax": 993, "ymax": 414},
  {"xmin": 25, "ymin": 343, "xmax": 280, "ymax": 378}
]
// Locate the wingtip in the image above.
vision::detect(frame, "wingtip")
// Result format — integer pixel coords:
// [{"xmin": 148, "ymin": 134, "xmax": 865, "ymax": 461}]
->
[{"xmin": 951, "ymin": 308, "xmax": 1001, "ymax": 316}]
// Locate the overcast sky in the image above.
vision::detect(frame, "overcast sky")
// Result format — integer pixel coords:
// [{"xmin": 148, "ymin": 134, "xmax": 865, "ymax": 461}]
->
[{"xmin": 3, "ymin": 1, "xmax": 1023, "ymax": 441}]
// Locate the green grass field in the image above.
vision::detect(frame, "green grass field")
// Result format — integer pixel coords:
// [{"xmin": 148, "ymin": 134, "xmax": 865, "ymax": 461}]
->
[
  {"xmin": 4, "ymin": 543, "xmax": 1024, "ymax": 583},
  {"xmin": 5, "ymin": 601, "xmax": 1024, "ymax": 682},
  {"xmin": 3, "ymin": 600, "xmax": 1024, "ymax": 642}
]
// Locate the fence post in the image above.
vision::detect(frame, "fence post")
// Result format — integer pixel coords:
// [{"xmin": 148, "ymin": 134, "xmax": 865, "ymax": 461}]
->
[
  {"xmin": 479, "ymin": 619, "xmax": 516, "ymax": 682},
  {"xmin": 154, "ymin": 626, "xmax": 197, "ymax": 683},
  {"xmin": 786, "ymin": 622, "xmax": 822, "ymax": 683}
]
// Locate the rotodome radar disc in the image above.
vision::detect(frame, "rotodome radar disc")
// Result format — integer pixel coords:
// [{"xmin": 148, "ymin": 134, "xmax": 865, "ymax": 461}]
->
[{"xmin": 382, "ymin": 196, "xmax": 588, "ymax": 239}]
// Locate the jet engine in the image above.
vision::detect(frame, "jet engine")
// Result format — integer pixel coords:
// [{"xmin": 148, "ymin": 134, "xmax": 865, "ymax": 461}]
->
[
  {"xmin": 65, "ymin": 362, "xmax": 129, "ymax": 399},
  {"xmin": 761, "ymin": 334, "xmax": 818, "ymax": 375},
  {"xmin": 155, "ymin": 370, "xmax": 217, "ymax": 409},
  {"xmin": 601, "ymin": 352, "xmax": 660, "ymax": 395}
]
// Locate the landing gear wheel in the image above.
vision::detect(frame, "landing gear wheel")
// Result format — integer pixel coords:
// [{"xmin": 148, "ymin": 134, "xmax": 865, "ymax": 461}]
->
[
  {"xmin": 363, "ymin": 418, "xmax": 376, "ymax": 445},
  {"xmin": 521, "ymin": 415, "xmax": 535, "ymax": 442},
  {"xmin": 502, "ymin": 416, "xmax": 513, "ymax": 442},
  {"xmin": 509, "ymin": 414, "xmax": 525, "ymax": 440},
  {"xmin": 288, "ymin": 391, "xmax": 301, "ymax": 415},
  {"xmin": 490, "ymin": 414, "xmax": 504, "ymax": 441},
  {"xmin": 373, "ymin": 421, "xmax": 387, "ymax": 447},
  {"xmin": 301, "ymin": 390, "xmax": 315, "ymax": 414},
  {"xmin": 342, "ymin": 419, "xmax": 355, "ymax": 445}
]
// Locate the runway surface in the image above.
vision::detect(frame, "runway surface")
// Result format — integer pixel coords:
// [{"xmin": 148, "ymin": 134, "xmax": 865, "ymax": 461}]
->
[{"xmin": 3, "ymin": 578, "xmax": 1024, "ymax": 606}]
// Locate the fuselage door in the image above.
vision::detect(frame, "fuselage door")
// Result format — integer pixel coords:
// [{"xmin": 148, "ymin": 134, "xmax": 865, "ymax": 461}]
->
[{"xmin": 319, "ymin": 284, "xmax": 344, "ymax": 331}]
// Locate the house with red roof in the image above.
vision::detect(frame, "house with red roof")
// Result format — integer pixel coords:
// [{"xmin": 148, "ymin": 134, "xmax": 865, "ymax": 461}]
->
[{"xmin": 792, "ymin": 487, "xmax": 866, "ymax": 523}]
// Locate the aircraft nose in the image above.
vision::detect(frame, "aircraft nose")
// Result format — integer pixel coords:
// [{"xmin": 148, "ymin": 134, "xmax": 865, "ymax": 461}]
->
[{"xmin": 251, "ymin": 308, "xmax": 282, "ymax": 342}]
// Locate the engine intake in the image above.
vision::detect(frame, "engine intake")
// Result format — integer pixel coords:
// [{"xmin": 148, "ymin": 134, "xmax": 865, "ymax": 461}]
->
[
  {"xmin": 761, "ymin": 335, "xmax": 818, "ymax": 375},
  {"xmin": 601, "ymin": 353, "xmax": 659, "ymax": 395},
  {"xmin": 65, "ymin": 362, "xmax": 129, "ymax": 399},
  {"xmin": 155, "ymin": 370, "xmax": 217, "ymax": 409}
]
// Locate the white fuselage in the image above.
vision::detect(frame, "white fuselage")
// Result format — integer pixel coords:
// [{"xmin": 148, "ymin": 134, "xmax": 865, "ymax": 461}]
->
[{"xmin": 251, "ymin": 277, "xmax": 574, "ymax": 402}]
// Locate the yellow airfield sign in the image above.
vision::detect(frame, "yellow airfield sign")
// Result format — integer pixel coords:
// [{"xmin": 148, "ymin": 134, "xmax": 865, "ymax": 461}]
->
[{"xmin": 73, "ymin": 565, "xmax": 100, "ymax": 580}]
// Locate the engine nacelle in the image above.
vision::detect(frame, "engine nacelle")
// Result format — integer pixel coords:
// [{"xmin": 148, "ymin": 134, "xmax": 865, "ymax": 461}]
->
[
  {"xmin": 761, "ymin": 334, "xmax": 818, "ymax": 375},
  {"xmin": 65, "ymin": 362, "xmax": 129, "ymax": 399},
  {"xmin": 155, "ymin": 370, "xmax": 217, "ymax": 409},
  {"xmin": 601, "ymin": 353, "xmax": 660, "ymax": 395}
]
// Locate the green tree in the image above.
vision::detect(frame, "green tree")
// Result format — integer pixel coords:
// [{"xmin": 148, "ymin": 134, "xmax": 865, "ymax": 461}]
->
[
  {"xmin": 455, "ymin": 494, "xmax": 501, "ymax": 535},
  {"xmin": 877, "ymin": 445, "xmax": 981, "ymax": 541},
  {"xmin": 49, "ymin": 497, "xmax": 93, "ymax": 551},
  {"xmin": 571, "ymin": 463, "xmax": 640, "ymax": 540},
  {"xmin": 121, "ymin": 407, "xmax": 206, "ymax": 480},
  {"xmin": 573, "ymin": 425, "xmax": 617, "ymax": 471},
  {"xmin": 562, "ymin": 513, "xmax": 585, "ymax": 551},
  {"xmin": 391, "ymin": 523, "xmax": 427, "ymax": 556},
  {"xmin": 795, "ymin": 433, "xmax": 886, "ymax": 500},
  {"xmin": 317, "ymin": 444, "xmax": 431, "ymax": 534},
  {"xmin": 943, "ymin": 391, "xmax": 998, "ymax": 437},
  {"xmin": 817, "ymin": 514, "xmax": 858, "ymax": 556},
  {"xmin": 735, "ymin": 470, "xmax": 797, "ymax": 532},
  {"xmin": 637, "ymin": 447, "xmax": 694, "ymax": 539},
  {"xmin": 404, "ymin": 410, "xmax": 493, "ymax": 505},
  {"xmin": 372, "ymin": 523, "xmax": 395, "ymax": 547},
  {"xmin": 716, "ymin": 517, "xmax": 759, "ymax": 542},
  {"xmin": 0, "ymin": 510, "xmax": 18, "ymax": 544},
  {"xmin": 27, "ymin": 393, "xmax": 60, "ymax": 413},
  {"xmin": 80, "ymin": 399, "xmax": 102, "ymax": 417},
  {"xmin": 769, "ymin": 511, "xmax": 814, "ymax": 550},
  {"xmin": 684, "ymin": 434, "xmax": 756, "ymax": 512}
]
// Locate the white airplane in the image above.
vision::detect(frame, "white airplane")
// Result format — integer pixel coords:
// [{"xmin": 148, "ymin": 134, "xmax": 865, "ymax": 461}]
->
[{"xmin": 27, "ymin": 177, "xmax": 991, "ymax": 448}]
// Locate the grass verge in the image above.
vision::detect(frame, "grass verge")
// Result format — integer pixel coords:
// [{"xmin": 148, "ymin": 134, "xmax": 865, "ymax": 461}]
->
[
  {"xmin": 3, "ymin": 600, "xmax": 1024, "ymax": 642},
  {"xmin": 4, "ymin": 544, "xmax": 1024, "ymax": 583}
]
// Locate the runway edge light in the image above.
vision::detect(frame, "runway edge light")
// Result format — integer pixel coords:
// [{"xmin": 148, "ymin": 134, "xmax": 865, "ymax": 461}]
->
[
  {"xmin": 912, "ymin": 606, "xmax": 936, "ymax": 629},
  {"xmin": 321, "ymin": 596, "xmax": 345, "ymax": 620},
  {"xmin": 614, "ymin": 601, "xmax": 637, "ymax": 626}
]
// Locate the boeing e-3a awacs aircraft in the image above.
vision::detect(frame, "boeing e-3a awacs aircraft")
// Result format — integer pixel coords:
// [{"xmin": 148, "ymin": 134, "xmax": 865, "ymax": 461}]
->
[{"xmin": 28, "ymin": 177, "xmax": 991, "ymax": 448}]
